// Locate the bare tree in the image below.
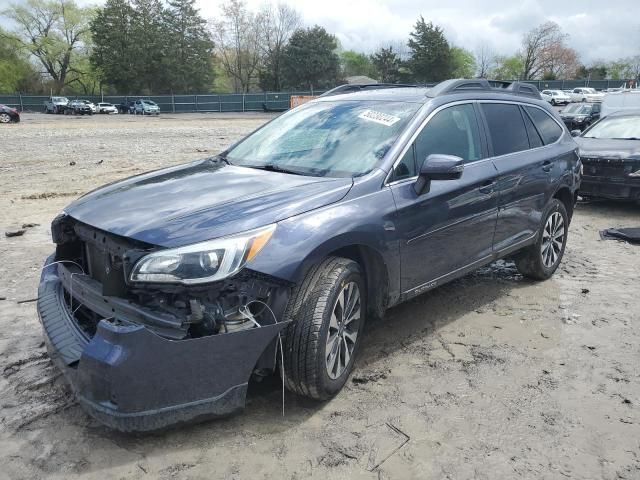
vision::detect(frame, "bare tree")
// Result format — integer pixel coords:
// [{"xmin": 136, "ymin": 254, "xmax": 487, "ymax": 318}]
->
[
  {"xmin": 2, "ymin": 0, "xmax": 93, "ymax": 93},
  {"xmin": 520, "ymin": 21, "xmax": 567, "ymax": 80},
  {"xmin": 475, "ymin": 43, "xmax": 494, "ymax": 78},
  {"xmin": 210, "ymin": 0, "xmax": 263, "ymax": 93},
  {"xmin": 542, "ymin": 44, "xmax": 580, "ymax": 79},
  {"xmin": 258, "ymin": 3, "xmax": 301, "ymax": 91}
]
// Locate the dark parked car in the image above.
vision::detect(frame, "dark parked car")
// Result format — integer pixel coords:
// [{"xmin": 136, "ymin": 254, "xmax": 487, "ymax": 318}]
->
[
  {"xmin": 37, "ymin": 79, "xmax": 580, "ymax": 431},
  {"xmin": 0, "ymin": 104, "xmax": 20, "ymax": 123},
  {"xmin": 575, "ymin": 110, "xmax": 640, "ymax": 201},
  {"xmin": 67, "ymin": 100, "xmax": 93, "ymax": 115},
  {"xmin": 118, "ymin": 100, "xmax": 135, "ymax": 114},
  {"xmin": 560, "ymin": 102, "xmax": 601, "ymax": 131}
]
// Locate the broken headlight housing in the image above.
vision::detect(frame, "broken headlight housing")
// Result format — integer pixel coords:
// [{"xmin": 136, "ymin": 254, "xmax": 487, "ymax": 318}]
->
[{"xmin": 130, "ymin": 224, "xmax": 275, "ymax": 285}]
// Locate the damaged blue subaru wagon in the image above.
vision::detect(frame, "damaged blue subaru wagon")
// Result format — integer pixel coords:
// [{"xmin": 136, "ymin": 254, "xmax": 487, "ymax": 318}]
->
[{"xmin": 38, "ymin": 79, "xmax": 581, "ymax": 431}]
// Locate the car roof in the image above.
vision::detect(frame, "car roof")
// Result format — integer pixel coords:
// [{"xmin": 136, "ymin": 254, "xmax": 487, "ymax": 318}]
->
[{"xmin": 314, "ymin": 87, "xmax": 546, "ymax": 107}]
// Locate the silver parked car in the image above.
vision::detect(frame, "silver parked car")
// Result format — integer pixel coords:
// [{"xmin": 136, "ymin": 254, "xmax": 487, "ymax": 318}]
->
[{"xmin": 133, "ymin": 99, "xmax": 160, "ymax": 115}]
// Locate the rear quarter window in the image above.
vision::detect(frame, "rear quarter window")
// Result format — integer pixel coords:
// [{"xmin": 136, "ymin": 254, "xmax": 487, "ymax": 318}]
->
[{"xmin": 524, "ymin": 107, "xmax": 563, "ymax": 144}]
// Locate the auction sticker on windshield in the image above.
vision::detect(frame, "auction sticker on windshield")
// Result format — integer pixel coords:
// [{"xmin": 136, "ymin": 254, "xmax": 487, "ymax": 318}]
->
[{"xmin": 358, "ymin": 110, "xmax": 401, "ymax": 126}]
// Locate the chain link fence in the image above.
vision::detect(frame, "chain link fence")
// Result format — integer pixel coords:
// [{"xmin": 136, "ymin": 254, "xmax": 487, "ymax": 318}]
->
[
  {"xmin": 0, "ymin": 91, "xmax": 325, "ymax": 113},
  {"xmin": 0, "ymin": 80, "xmax": 633, "ymax": 113}
]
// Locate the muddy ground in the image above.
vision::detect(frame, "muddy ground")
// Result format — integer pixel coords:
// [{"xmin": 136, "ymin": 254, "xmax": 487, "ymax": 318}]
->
[{"xmin": 0, "ymin": 112, "xmax": 639, "ymax": 480}]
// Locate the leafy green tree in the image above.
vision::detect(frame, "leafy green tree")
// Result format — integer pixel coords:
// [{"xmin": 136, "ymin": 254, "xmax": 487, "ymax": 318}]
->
[
  {"xmin": 406, "ymin": 17, "xmax": 453, "ymax": 82},
  {"xmin": 489, "ymin": 55, "xmax": 524, "ymax": 80},
  {"xmin": 340, "ymin": 50, "xmax": 376, "ymax": 78},
  {"xmin": 130, "ymin": 0, "xmax": 167, "ymax": 93},
  {"xmin": 282, "ymin": 25, "xmax": 341, "ymax": 91},
  {"xmin": 90, "ymin": 0, "xmax": 138, "ymax": 93},
  {"xmin": 0, "ymin": 27, "xmax": 40, "ymax": 93},
  {"xmin": 164, "ymin": 0, "xmax": 214, "ymax": 93},
  {"xmin": 371, "ymin": 46, "xmax": 402, "ymax": 83},
  {"xmin": 450, "ymin": 46, "xmax": 476, "ymax": 78},
  {"xmin": 2, "ymin": 0, "xmax": 93, "ymax": 94}
]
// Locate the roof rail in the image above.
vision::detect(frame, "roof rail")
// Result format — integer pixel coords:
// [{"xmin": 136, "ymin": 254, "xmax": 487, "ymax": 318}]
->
[
  {"xmin": 320, "ymin": 83, "xmax": 421, "ymax": 97},
  {"xmin": 427, "ymin": 78, "xmax": 542, "ymax": 100}
]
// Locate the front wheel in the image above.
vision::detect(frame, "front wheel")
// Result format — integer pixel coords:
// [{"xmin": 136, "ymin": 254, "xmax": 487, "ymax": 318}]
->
[
  {"xmin": 0, "ymin": 113, "xmax": 11, "ymax": 123},
  {"xmin": 515, "ymin": 199, "xmax": 568, "ymax": 280},
  {"xmin": 282, "ymin": 257, "xmax": 365, "ymax": 400}
]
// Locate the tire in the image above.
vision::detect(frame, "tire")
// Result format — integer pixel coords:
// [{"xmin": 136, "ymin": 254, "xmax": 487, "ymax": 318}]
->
[
  {"xmin": 551, "ymin": 99, "xmax": 556, "ymax": 106},
  {"xmin": 515, "ymin": 198, "xmax": 569, "ymax": 280},
  {"xmin": 0, "ymin": 113, "xmax": 10, "ymax": 123},
  {"xmin": 282, "ymin": 257, "xmax": 366, "ymax": 400}
]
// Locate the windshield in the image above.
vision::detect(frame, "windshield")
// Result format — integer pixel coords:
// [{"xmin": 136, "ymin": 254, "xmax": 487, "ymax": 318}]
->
[
  {"xmin": 563, "ymin": 104, "xmax": 592, "ymax": 114},
  {"xmin": 584, "ymin": 88, "xmax": 597, "ymax": 94},
  {"xmin": 226, "ymin": 100, "xmax": 421, "ymax": 177},
  {"xmin": 143, "ymin": 101, "xmax": 157, "ymax": 106},
  {"xmin": 583, "ymin": 116, "xmax": 640, "ymax": 139}
]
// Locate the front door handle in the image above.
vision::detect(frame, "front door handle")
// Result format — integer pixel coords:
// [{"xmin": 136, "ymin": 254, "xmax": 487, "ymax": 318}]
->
[
  {"xmin": 542, "ymin": 160, "xmax": 553, "ymax": 172},
  {"xmin": 478, "ymin": 180, "xmax": 496, "ymax": 194}
]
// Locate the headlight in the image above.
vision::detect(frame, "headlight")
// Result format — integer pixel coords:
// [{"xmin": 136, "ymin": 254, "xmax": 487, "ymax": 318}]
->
[
  {"xmin": 575, "ymin": 116, "xmax": 587, "ymax": 122},
  {"xmin": 130, "ymin": 224, "xmax": 276, "ymax": 284}
]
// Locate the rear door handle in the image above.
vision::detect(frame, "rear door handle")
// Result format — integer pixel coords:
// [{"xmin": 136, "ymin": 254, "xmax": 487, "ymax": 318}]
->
[
  {"xmin": 478, "ymin": 180, "xmax": 496, "ymax": 194},
  {"xmin": 542, "ymin": 160, "xmax": 553, "ymax": 172}
]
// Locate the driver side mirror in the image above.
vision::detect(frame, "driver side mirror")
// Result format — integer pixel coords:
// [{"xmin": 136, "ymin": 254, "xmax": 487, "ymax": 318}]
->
[
  {"xmin": 414, "ymin": 154, "xmax": 464, "ymax": 195},
  {"xmin": 570, "ymin": 129, "xmax": 581, "ymax": 137}
]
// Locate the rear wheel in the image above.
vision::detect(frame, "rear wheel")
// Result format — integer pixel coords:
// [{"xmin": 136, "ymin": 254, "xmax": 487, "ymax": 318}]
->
[
  {"xmin": 282, "ymin": 257, "xmax": 365, "ymax": 400},
  {"xmin": 515, "ymin": 199, "xmax": 568, "ymax": 280}
]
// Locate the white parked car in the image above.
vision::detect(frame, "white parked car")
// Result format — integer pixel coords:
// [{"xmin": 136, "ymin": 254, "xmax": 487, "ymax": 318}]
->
[
  {"xmin": 96, "ymin": 102, "xmax": 118, "ymax": 114},
  {"xmin": 569, "ymin": 88, "xmax": 605, "ymax": 103},
  {"xmin": 600, "ymin": 89, "xmax": 640, "ymax": 118},
  {"xmin": 541, "ymin": 89, "xmax": 571, "ymax": 105}
]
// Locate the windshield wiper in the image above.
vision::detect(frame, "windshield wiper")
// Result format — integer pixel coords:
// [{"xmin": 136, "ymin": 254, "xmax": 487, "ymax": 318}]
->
[
  {"xmin": 212, "ymin": 153, "xmax": 231, "ymax": 165},
  {"xmin": 243, "ymin": 163, "xmax": 307, "ymax": 176}
]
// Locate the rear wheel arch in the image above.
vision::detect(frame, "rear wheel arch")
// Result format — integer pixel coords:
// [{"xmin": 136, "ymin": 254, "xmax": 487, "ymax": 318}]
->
[{"xmin": 553, "ymin": 186, "xmax": 575, "ymax": 221}]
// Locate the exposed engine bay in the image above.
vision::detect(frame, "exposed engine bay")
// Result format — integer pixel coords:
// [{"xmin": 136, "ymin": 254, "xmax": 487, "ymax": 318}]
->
[{"xmin": 51, "ymin": 214, "xmax": 291, "ymax": 342}]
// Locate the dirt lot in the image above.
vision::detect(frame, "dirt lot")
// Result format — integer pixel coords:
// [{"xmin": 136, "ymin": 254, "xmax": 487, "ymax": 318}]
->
[{"xmin": 1, "ymin": 112, "xmax": 639, "ymax": 480}]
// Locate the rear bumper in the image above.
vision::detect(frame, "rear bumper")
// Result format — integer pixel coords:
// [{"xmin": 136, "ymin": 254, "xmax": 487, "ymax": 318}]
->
[{"xmin": 37, "ymin": 255, "xmax": 288, "ymax": 431}]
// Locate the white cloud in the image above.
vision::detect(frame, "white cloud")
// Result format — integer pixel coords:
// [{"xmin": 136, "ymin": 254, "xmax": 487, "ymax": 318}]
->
[{"xmin": 198, "ymin": 0, "xmax": 640, "ymax": 62}]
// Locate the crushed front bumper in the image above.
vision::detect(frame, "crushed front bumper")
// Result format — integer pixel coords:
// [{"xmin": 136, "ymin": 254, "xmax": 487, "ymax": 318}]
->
[
  {"xmin": 37, "ymin": 256, "xmax": 288, "ymax": 432},
  {"xmin": 580, "ymin": 159, "xmax": 640, "ymax": 200}
]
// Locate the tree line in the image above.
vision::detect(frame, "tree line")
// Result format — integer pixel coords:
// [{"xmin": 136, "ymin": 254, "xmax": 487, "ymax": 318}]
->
[{"xmin": 1, "ymin": 0, "xmax": 639, "ymax": 95}]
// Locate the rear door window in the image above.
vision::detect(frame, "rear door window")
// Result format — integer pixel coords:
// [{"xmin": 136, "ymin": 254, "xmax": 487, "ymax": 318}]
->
[
  {"xmin": 481, "ymin": 103, "xmax": 529, "ymax": 156},
  {"xmin": 524, "ymin": 107, "xmax": 563, "ymax": 144}
]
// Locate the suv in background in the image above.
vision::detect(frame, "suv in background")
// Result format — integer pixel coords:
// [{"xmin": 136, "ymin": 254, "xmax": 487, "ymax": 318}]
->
[
  {"xmin": 44, "ymin": 96, "xmax": 69, "ymax": 114},
  {"xmin": 570, "ymin": 87, "xmax": 605, "ymax": 103},
  {"xmin": 561, "ymin": 103, "xmax": 601, "ymax": 131},
  {"xmin": 541, "ymin": 89, "xmax": 571, "ymax": 105},
  {"xmin": 37, "ymin": 79, "xmax": 580, "ymax": 431}
]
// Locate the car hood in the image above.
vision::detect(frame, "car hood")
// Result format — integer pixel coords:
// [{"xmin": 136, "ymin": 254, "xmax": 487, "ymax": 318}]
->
[
  {"xmin": 576, "ymin": 137, "xmax": 640, "ymax": 161},
  {"xmin": 64, "ymin": 159, "xmax": 354, "ymax": 247},
  {"xmin": 561, "ymin": 112, "xmax": 588, "ymax": 119}
]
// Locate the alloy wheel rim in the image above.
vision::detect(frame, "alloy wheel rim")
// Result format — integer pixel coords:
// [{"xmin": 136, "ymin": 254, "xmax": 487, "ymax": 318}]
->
[
  {"xmin": 326, "ymin": 281, "xmax": 361, "ymax": 380},
  {"xmin": 0, "ymin": 113, "xmax": 10, "ymax": 123},
  {"xmin": 541, "ymin": 211, "xmax": 565, "ymax": 268}
]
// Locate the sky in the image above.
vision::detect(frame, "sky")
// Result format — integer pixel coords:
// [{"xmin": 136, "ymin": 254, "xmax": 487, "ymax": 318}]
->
[
  {"xmin": 1, "ymin": 0, "xmax": 638, "ymax": 63},
  {"xmin": 198, "ymin": 0, "xmax": 639, "ymax": 63}
]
